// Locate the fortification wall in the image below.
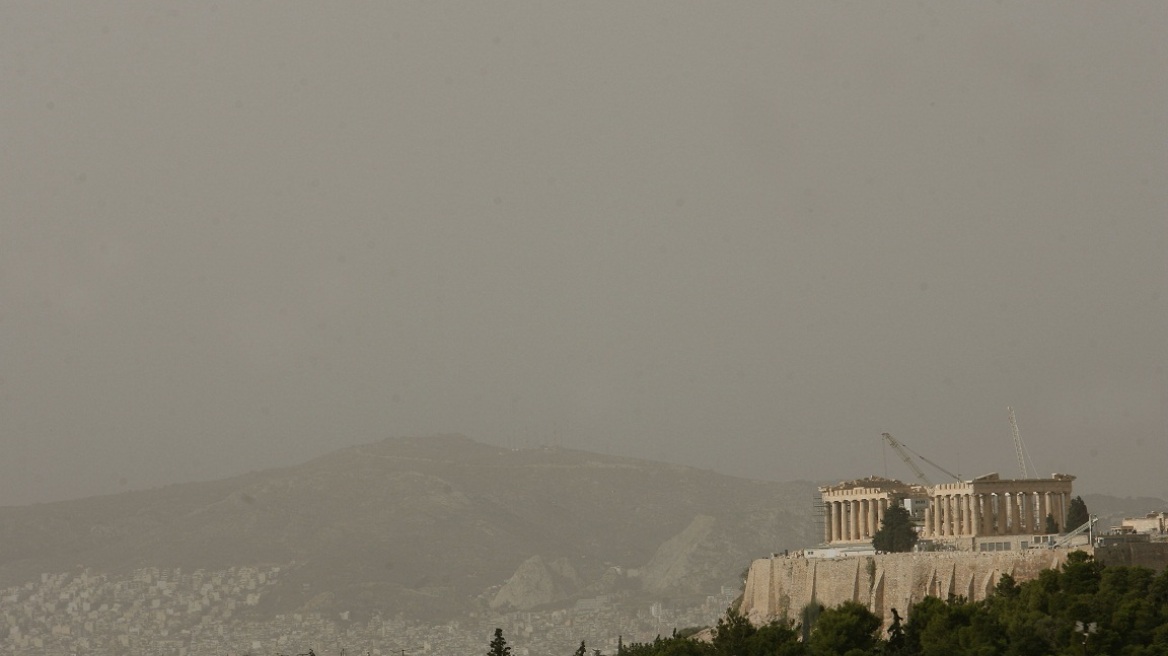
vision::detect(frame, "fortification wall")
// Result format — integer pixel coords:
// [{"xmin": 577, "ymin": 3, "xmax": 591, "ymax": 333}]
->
[
  {"xmin": 1095, "ymin": 543, "xmax": 1168, "ymax": 570},
  {"xmin": 740, "ymin": 548, "xmax": 1085, "ymax": 627}
]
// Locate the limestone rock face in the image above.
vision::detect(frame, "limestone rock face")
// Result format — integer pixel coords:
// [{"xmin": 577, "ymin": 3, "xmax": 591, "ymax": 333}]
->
[
  {"xmin": 490, "ymin": 555, "xmax": 584, "ymax": 610},
  {"xmin": 739, "ymin": 548, "xmax": 1085, "ymax": 628},
  {"xmin": 640, "ymin": 515, "xmax": 723, "ymax": 594}
]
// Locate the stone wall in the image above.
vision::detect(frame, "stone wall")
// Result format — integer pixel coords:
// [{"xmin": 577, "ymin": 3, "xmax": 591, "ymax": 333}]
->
[
  {"xmin": 740, "ymin": 548, "xmax": 1085, "ymax": 627},
  {"xmin": 1095, "ymin": 543, "xmax": 1168, "ymax": 570}
]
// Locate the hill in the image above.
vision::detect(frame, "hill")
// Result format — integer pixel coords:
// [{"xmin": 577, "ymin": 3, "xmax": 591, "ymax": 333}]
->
[{"xmin": 0, "ymin": 435, "xmax": 821, "ymax": 622}]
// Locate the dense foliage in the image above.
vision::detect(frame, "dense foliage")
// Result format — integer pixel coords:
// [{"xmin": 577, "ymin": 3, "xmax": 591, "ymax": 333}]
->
[
  {"xmin": 617, "ymin": 552, "xmax": 1168, "ymax": 656},
  {"xmin": 1067, "ymin": 496, "xmax": 1091, "ymax": 531},
  {"xmin": 488, "ymin": 628, "xmax": 511, "ymax": 656},
  {"xmin": 872, "ymin": 503, "xmax": 918, "ymax": 553}
]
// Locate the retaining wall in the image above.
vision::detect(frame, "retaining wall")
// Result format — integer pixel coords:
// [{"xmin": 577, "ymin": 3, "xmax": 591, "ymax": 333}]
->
[{"xmin": 739, "ymin": 548, "xmax": 1085, "ymax": 627}]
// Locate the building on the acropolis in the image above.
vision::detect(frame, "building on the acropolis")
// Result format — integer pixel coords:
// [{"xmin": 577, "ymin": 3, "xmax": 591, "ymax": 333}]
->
[
  {"xmin": 819, "ymin": 472, "xmax": 1077, "ymax": 552},
  {"xmin": 820, "ymin": 477, "xmax": 929, "ymax": 545},
  {"xmin": 1120, "ymin": 512, "xmax": 1168, "ymax": 536}
]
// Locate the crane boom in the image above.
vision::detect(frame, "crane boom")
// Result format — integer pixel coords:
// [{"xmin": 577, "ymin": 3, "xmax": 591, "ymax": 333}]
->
[
  {"xmin": 1007, "ymin": 406, "xmax": 1037, "ymax": 479},
  {"xmin": 882, "ymin": 432, "xmax": 963, "ymax": 483},
  {"xmin": 882, "ymin": 432, "xmax": 931, "ymax": 485},
  {"xmin": 914, "ymin": 451, "xmax": 962, "ymax": 482},
  {"xmin": 1008, "ymin": 407, "xmax": 1027, "ymax": 478}
]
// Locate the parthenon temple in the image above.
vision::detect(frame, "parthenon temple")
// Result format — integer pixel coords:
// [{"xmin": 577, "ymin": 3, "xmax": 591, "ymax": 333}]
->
[{"xmin": 820, "ymin": 473, "xmax": 1076, "ymax": 549}]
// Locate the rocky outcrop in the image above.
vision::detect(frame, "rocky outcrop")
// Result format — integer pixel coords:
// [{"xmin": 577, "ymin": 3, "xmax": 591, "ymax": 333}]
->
[
  {"xmin": 490, "ymin": 555, "xmax": 584, "ymax": 610},
  {"xmin": 640, "ymin": 515, "xmax": 722, "ymax": 594}
]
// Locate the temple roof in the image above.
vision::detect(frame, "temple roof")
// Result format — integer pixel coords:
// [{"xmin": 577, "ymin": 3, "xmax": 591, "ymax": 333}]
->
[{"xmin": 818, "ymin": 476, "xmax": 927, "ymax": 495}]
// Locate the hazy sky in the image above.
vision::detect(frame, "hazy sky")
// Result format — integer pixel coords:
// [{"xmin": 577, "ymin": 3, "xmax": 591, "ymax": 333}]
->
[{"xmin": 2, "ymin": 2, "xmax": 1165, "ymax": 506}]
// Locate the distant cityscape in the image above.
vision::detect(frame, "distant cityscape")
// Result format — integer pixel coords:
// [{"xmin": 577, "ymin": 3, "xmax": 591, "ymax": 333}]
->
[{"xmin": 1, "ymin": 566, "xmax": 737, "ymax": 656}]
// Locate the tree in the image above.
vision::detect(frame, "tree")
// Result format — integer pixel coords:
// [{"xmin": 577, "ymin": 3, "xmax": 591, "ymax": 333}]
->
[
  {"xmin": 993, "ymin": 572, "xmax": 1020, "ymax": 599},
  {"xmin": 1067, "ymin": 496, "xmax": 1090, "ymax": 531},
  {"xmin": 574, "ymin": 640, "xmax": 587, "ymax": 656},
  {"xmin": 711, "ymin": 606, "xmax": 754, "ymax": 656},
  {"xmin": 1044, "ymin": 513, "xmax": 1059, "ymax": 534},
  {"xmin": 800, "ymin": 603, "xmax": 823, "ymax": 643},
  {"xmin": 872, "ymin": 502, "xmax": 917, "ymax": 553},
  {"xmin": 488, "ymin": 628, "xmax": 511, "ymax": 656},
  {"xmin": 807, "ymin": 601, "xmax": 882, "ymax": 656}
]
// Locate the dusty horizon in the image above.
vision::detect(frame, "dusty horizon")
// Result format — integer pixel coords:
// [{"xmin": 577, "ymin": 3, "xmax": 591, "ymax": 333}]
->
[{"xmin": 2, "ymin": 2, "xmax": 1165, "ymax": 506}]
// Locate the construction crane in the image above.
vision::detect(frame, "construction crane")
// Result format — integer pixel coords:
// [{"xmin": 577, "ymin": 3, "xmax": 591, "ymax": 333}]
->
[
  {"xmin": 1008, "ymin": 406, "xmax": 1036, "ymax": 479},
  {"xmin": 882, "ymin": 432, "xmax": 931, "ymax": 485},
  {"xmin": 882, "ymin": 432, "xmax": 963, "ymax": 485}
]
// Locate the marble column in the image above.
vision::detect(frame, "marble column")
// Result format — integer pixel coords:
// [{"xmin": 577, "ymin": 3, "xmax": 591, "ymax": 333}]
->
[
  {"xmin": 1030, "ymin": 493, "xmax": 1039, "ymax": 533},
  {"xmin": 1022, "ymin": 493, "xmax": 1033, "ymax": 533},
  {"xmin": 855, "ymin": 499, "xmax": 863, "ymax": 539},
  {"xmin": 1023, "ymin": 493, "xmax": 1034, "ymax": 533},
  {"xmin": 966, "ymin": 495, "xmax": 975, "ymax": 535},
  {"xmin": 946, "ymin": 495, "xmax": 956, "ymax": 536},
  {"xmin": 1012, "ymin": 493, "xmax": 1022, "ymax": 534},
  {"xmin": 981, "ymin": 495, "xmax": 992, "ymax": 535},
  {"xmin": 957, "ymin": 495, "xmax": 966, "ymax": 536},
  {"xmin": 877, "ymin": 499, "xmax": 887, "ymax": 532},
  {"xmin": 843, "ymin": 500, "xmax": 851, "ymax": 541},
  {"xmin": 934, "ymin": 496, "xmax": 943, "ymax": 536},
  {"xmin": 951, "ymin": 495, "xmax": 961, "ymax": 536},
  {"xmin": 995, "ymin": 492, "xmax": 1004, "ymax": 534},
  {"xmin": 854, "ymin": 497, "xmax": 864, "ymax": 539},
  {"xmin": 949, "ymin": 495, "xmax": 958, "ymax": 536},
  {"xmin": 841, "ymin": 502, "xmax": 849, "ymax": 541},
  {"xmin": 1024, "ymin": 493, "xmax": 1033, "ymax": 533},
  {"xmin": 1039, "ymin": 493, "xmax": 1050, "ymax": 533},
  {"xmin": 939, "ymin": 496, "xmax": 948, "ymax": 536},
  {"xmin": 824, "ymin": 503, "xmax": 833, "ymax": 543},
  {"xmin": 1005, "ymin": 493, "xmax": 1016, "ymax": 534},
  {"xmin": 950, "ymin": 495, "xmax": 958, "ymax": 536},
  {"xmin": 1058, "ymin": 493, "xmax": 1068, "ymax": 532},
  {"xmin": 923, "ymin": 506, "xmax": 933, "ymax": 539},
  {"xmin": 969, "ymin": 495, "xmax": 980, "ymax": 536},
  {"xmin": 949, "ymin": 495, "xmax": 957, "ymax": 536}
]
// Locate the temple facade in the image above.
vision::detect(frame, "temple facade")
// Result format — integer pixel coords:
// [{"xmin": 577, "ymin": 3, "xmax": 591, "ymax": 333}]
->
[
  {"xmin": 821, "ymin": 477, "xmax": 927, "ymax": 544},
  {"xmin": 820, "ymin": 472, "xmax": 1076, "ymax": 550}
]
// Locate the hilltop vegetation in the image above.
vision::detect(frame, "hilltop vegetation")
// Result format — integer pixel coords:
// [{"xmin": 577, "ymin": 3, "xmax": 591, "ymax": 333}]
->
[{"xmin": 624, "ymin": 552, "xmax": 1168, "ymax": 656}]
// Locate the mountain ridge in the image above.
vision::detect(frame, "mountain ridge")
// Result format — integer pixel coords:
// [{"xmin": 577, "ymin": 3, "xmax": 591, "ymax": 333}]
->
[
  {"xmin": 6, "ymin": 436, "xmax": 1156, "ymax": 623},
  {"xmin": 0, "ymin": 435, "xmax": 821, "ymax": 621}
]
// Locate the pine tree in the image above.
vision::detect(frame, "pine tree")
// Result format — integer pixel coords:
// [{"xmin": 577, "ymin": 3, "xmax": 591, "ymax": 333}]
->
[
  {"xmin": 872, "ymin": 502, "xmax": 918, "ymax": 553},
  {"xmin": 574, "ymin": 640, "xmax": 587, "ymax": 656},
  {"xmin": 1066, "ymin": 496, "xmax": 1090, "ymax": 531},
  {"xmin": 488, "ymin": 628, "xmax": 511, "ymax": 656}
]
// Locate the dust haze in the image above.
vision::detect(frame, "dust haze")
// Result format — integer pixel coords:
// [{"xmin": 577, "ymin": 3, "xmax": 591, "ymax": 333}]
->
[{"xmin": 1, "ymin": 3, "xmax": 1165, "ymax": 506}]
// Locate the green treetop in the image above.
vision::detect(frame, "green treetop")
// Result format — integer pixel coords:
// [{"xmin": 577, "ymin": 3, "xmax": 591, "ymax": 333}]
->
[
  {"xmin": 488, "ymin": 628, "xmax": 511, "ymax": 656},
  {"xmin": 872, "ymin": 501, "xmax": 918, "ymax": 553},
  {"xmin": 1066, "ymin": 495, "xmax": 1090, "ymax": 531}
]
